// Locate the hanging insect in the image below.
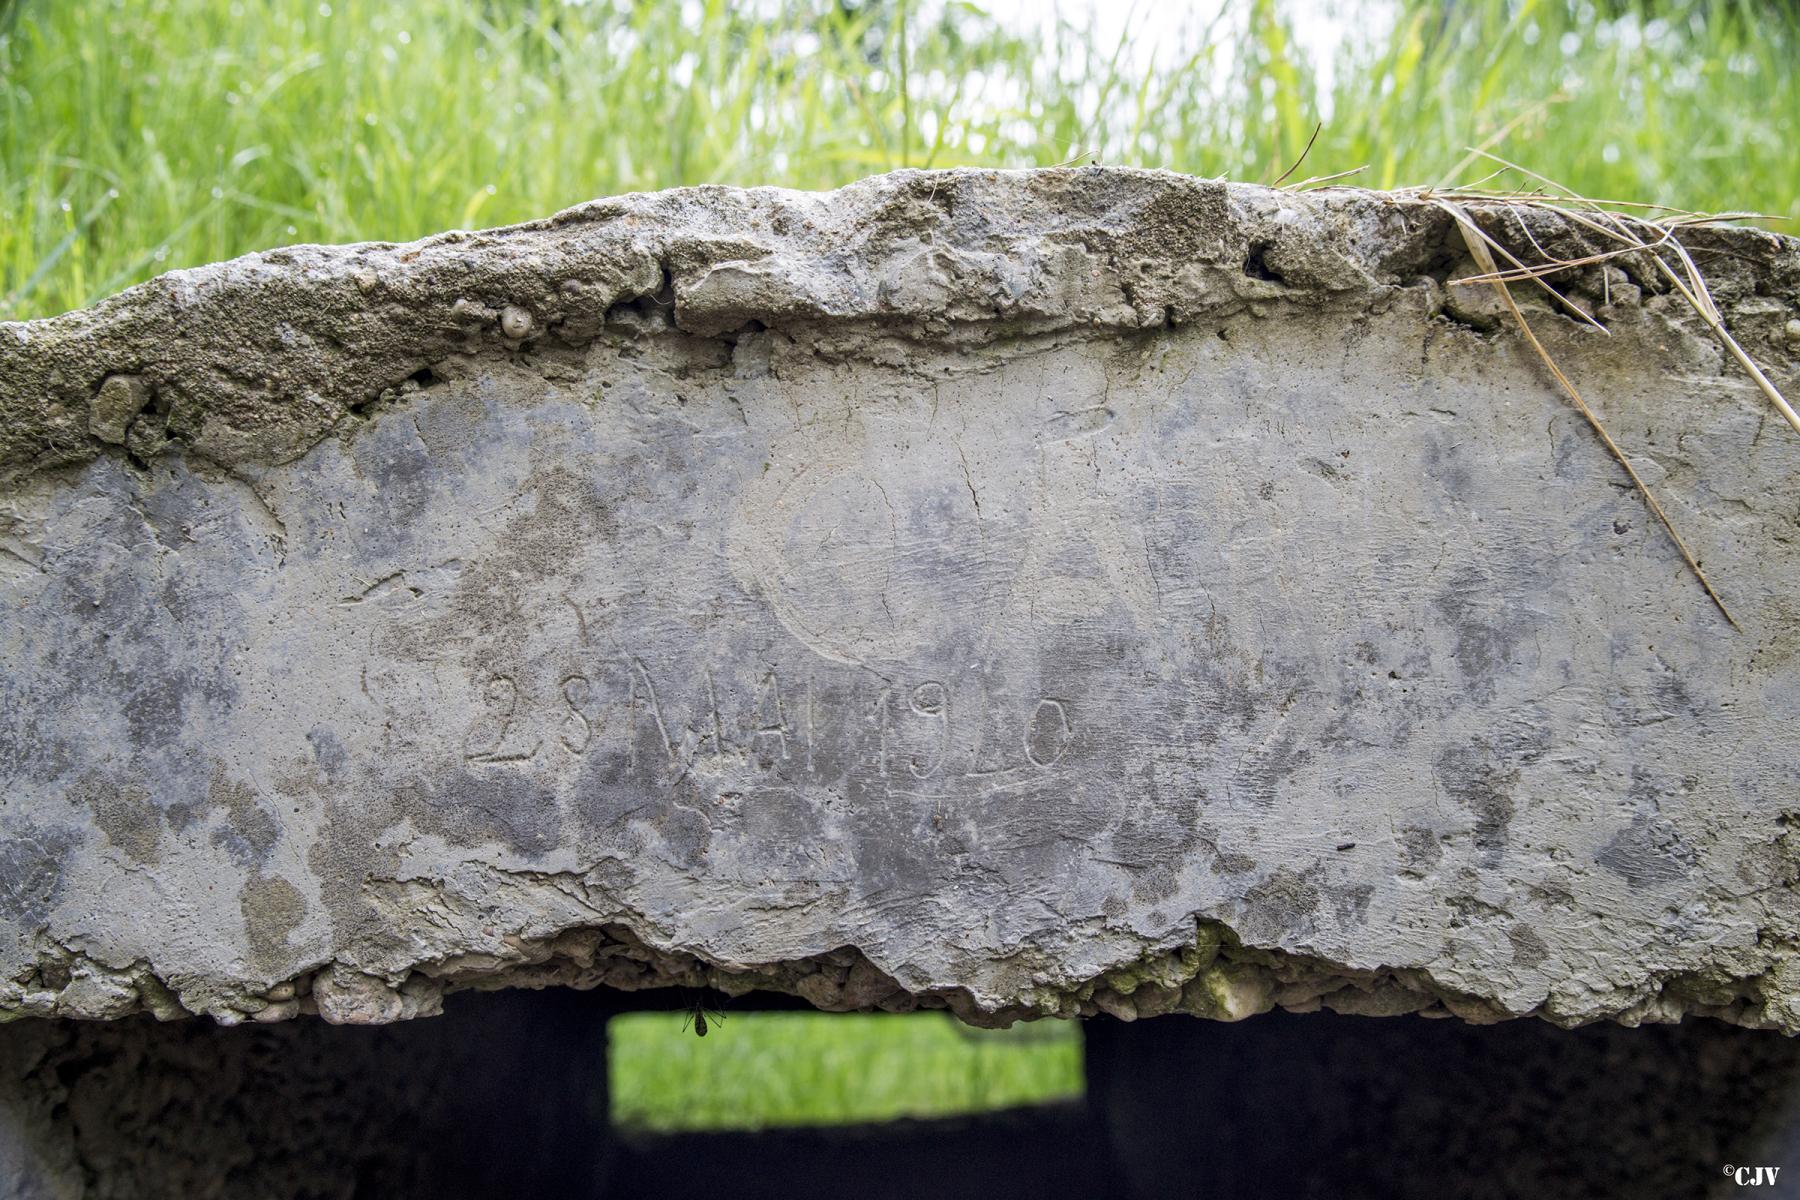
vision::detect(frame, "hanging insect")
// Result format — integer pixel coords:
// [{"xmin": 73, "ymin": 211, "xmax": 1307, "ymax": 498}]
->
[{"xmin": 681, "ymin": 993, "xmax": 726, "ymax": 1038}]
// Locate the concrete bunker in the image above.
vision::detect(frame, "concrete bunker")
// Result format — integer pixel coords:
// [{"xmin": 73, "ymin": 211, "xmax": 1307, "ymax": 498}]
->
[{"xmin": 1, "ymin": 167, "xmax": 1799, "ymax": 1194}]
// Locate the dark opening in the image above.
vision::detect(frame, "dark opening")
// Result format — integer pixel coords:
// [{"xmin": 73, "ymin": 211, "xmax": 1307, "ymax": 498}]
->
[{"xmin": 8, "ymin": 988, "xmax": 1800, "ymax": 1199}]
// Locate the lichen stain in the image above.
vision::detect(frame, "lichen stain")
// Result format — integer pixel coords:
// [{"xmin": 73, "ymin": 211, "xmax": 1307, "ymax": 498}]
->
[
  {"xmin": 407, "ymin": 766, "xmax": 563, "ymax": 858},
  {"xmin": 1434, "ymin": 743, "xmax": 1517, "ymax": 869},
  {"xmin": 1596, "ymin": 816, "xmax": 1697, "ymax": 888},
  {"xmin": 1432, "ymin": 566, "xmax": 1540, "ymax": 701},
  {"xmin": 1508, "ymin": 924, "xmax": 1550, "ymax": 968},
  {"xmin": 240, "ymin": 873, "xmax": 307, "ymax": 973},
  {"xmin": 0, "ymin": 825, "xmax": 75, "ymax": 926},
  {"xmin": 69, "ymin": 772, "xmax": 164, "ymax": 866},
  {"xmin": 1236, "ymin": 866, "xmax": 1323, "ymax": 945},
  {"xmin": 206, "ymin": 762, "xmax": 280, "ymax": 869},
  {"xmin": 1398, "ymin": 824, "xmax": 1444, "ymax": 879},
  {"xmin": 1595, "ymin": 768, "xmax": 1699, "ymax": 889},
  {"xmin": 376, "ymin": 454, "xmax": 624, "ymax": 671},
  {"xmin": 1329, "ymin": 882, "xmax": 1375, "ymax": 925},
  {"xmin": 305, "ymin": 782, "xmax": 406, "ymax": 956},
  {"xmin": 1421, "ymin": 433, "xmax": 1474, "ymax": 501}
]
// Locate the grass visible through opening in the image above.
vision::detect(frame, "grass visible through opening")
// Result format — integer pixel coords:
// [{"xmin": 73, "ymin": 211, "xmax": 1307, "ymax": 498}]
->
[
  {"xmin": 608, "ymin": 1010, "xmax": 1084, "ymax": 1132},
  {"xmin": 3, "ymin": 0, "xmax": 1795, "ymax": 320}
]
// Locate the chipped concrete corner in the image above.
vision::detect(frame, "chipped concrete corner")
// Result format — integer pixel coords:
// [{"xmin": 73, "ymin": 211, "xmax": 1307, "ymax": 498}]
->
[{"xmin": 1, "ymin": 168, "xmax": 1798, "ymax": 1033}]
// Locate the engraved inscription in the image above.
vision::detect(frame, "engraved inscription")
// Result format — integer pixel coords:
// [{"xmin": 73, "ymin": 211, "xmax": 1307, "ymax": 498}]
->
[
  {"xmin": 559, "ymin": 674, "xmax": 592, "ymax": 753},
  {"xmin": 907, "ymin": 682, "xmax": 949, "ymax": 779},
  {"xmin": 628, "ymin": 658, "xmax": 675, "ymax": 768},
  {"xmin": 461, "ymin": 657, "xmax": 1077, "ymax": 790},
  {"xmin": 1024, "ymin": 698, "xmax": 1074, "ymax": 768},
  {"xmin": 750, "ymin": 669, "xmax": 791, "ymax": 767},
  {"xmin": 464, "ymin": 675, "xmax": 542, "ymax": 763}
]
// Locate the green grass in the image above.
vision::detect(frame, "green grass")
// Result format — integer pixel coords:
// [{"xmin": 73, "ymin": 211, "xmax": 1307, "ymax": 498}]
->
[
  {"xmin": 607, "ymin": 1010, "xmax": 1084, "ymax": 1131},
  {"xmin": 0, "ymin": 0, "xmax": 1794, "ymax": 322}
]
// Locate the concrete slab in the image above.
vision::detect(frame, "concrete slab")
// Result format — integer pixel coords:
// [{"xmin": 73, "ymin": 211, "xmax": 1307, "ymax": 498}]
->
[{"xmin": 2, "ymin": 169, "xmax": 1797, "ymax": 1030}]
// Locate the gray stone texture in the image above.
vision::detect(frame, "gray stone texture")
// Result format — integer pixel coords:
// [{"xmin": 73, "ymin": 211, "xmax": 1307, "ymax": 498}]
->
[{"xmin": 1, "ymin": 168, "xmax": 1798, "ymax": 1030}]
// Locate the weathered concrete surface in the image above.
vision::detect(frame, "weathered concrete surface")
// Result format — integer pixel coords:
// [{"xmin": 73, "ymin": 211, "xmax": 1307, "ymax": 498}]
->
[{"xmin": 1, "ymin": 168, "xmax": 1798, "ymax": 1030}]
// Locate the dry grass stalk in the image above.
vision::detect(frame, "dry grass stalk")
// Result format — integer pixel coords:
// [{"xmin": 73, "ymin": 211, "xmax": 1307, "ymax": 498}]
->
[
  {"xmin": 1432, "ymin": 197, "xmax": 1739, "ymax": 629},
  {"xmin": 1306, "ymin": 151, "xmax": 1800, "ymax": 628},
  {"xmin": 1450, "ymin": 152, "xmax": 1800, "ymax": 440}
]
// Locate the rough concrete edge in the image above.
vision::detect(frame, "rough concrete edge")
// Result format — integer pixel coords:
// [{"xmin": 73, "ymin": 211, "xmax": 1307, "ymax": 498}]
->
[
  {"xmin": 3, "ymin": 167, "xmax": 1797, "ymax": 487},
  {"xmin": 3, "ymin": 913, "xmax": 1792, "ymax": 1033},
  {"xmin": 5, "ymin": 169, "xmax": 1799, "ymax": 1033}
]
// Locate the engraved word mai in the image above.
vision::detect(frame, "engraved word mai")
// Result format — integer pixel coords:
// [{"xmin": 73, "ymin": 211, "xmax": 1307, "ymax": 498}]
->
[{"xmin": 462, "ymin": 660, "xmax": 1077, "ymax": 783}]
